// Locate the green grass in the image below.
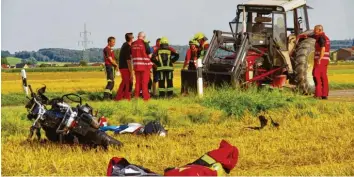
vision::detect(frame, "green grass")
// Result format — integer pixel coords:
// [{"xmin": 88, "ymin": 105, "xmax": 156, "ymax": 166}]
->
[
  {"xmin": 0, "ymin": 87, "xmax": 336, "ymax": 122},
  {"xmin": 2, "ymin": 84, "xmax": 354, "ymax": 107},
  {"xmin": 5, "ymin": 57, "xmax": 22, "ymax": 65},
  {"xmin": 1, "ymin": 90, "xmax": 103, "ymax": 106},
  {"xmin": 201, "ymin": 86, "xmax": 316, "ymax": 118},
  {"xmin": 2, "ymin": 88, "xmax": 354, "ymax": 176}
]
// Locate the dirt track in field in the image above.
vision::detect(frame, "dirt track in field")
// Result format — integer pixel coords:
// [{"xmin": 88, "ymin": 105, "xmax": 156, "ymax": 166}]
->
[{"xmin": 329, "ymin": 89, "xmax": 354, "ymax": 102}]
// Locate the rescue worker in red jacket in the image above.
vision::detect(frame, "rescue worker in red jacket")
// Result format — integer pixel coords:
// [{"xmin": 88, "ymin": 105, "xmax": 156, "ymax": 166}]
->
[
  {"xmin": 310, "ymin": 25, "xmax": 331, "ymax": 99},
  {"xmin": 183, "ymin": 39, "xmax": 199, "ymax": 70},
  {"xmin": 131, "ymin": 32, "xmax": 153, "ymax": 101},
  {"xmin": 137, "ymin": 39, "xmax": 153, "ymax": 98},
  {"xmin": 194, "ymin": 32, "xmax": 209, "ymax": 59},
  {"xmin": 103, "ymin": 36, "xmax": 118, "ymax": 100},
  {"xmin": 151, "ymin": 37, "xmax": 179, "ymax": 97}
]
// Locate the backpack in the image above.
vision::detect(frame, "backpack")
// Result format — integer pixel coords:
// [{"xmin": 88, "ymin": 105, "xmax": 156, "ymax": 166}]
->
[
  {"xmin": 107, "ymin": 157, "xmax": 159, "ymax": 176},
  {"xmin": 143, "ymin": 121, "xmax": 167, "ymax": 136}
]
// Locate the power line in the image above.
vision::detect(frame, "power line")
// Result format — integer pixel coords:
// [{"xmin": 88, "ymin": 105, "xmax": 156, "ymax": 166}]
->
[{"xmin": 78, "ymin": 23, "xmax": 93, "ymax": 62}]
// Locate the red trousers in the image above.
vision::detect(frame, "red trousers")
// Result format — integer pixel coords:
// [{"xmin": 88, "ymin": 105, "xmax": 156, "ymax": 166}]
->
[
  {"xmin": 313, "ymin": 59, "xmax": 329, "ymax": 97},
  {"xmin": 134, "ymin": 69, "xmax": 150, "ymax": 100},
  {"xmin": 115, "ymin": 69, "xmax": 131, "ymax": 101}
]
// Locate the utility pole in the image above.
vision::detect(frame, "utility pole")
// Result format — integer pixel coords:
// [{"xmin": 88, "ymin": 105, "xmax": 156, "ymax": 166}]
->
[{"xmin": 78, "ymin": 23, "xmax": 93, "ymax": 62}]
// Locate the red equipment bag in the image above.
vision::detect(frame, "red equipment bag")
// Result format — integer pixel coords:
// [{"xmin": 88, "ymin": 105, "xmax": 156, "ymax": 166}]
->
[
  {"xmin": 164, "ymin": 139, "xmax": 239, "ymax": 176},
  {"xmin": 107, "ymin": 157, "xmax": 159, "ymax": 176}
]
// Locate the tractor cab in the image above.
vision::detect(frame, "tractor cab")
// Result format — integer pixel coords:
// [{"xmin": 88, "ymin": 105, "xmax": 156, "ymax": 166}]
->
[
  {"xmin": 230, "ymin": 7, "xmax": 287, "ymax": 50},
  {"xmin": 182, "ymin": 0, "xmax": 316, "ymax": 94},
  {"xmin": 229, "ymin": 1, "xmax": 312, "ymax": 50}
]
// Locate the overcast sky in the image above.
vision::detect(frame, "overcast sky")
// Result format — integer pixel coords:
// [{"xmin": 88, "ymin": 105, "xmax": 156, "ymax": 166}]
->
[{"xmin": 1, "ymin": 0, "xmax": 353, "ymax": 53}]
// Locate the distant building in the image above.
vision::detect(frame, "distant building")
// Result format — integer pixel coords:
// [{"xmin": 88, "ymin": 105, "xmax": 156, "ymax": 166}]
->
[
  {"xmin": 335, "ymin": 47, "xmax": 354, "ymax": 61},
  {"xmin": 331, "ymin": 39, "xmax": 354, "ymax": 50},
  {"xmin": 64, "ymin": 63, "xmax": 81, "ymax": 67},
  {"xmin": 91, "ymin": 63, "xmax": 104, "ymax": 67},
  {"xmin": 39, "ymin": 63, "xmax": 57, "ymax": 67},
  {"xmin": 1, "ymin": 64, "xmax": 9, "ymax": 69},
  {"xmin": 29, "ymin": 64, "xmax": 37, "ymax": 68},
  {"xmin": 15, "ymin": 63, "xmax": 29, "ymax": 68}
]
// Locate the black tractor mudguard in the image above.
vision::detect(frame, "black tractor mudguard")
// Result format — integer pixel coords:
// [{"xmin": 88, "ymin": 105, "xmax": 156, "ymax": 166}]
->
[
  {"xmin": 181, "ymin": 70, "xmax": 198, "ymax": 93},
  {"xmin": 181, "ymin": 69, "xmax": 233, "ymax": 93}
]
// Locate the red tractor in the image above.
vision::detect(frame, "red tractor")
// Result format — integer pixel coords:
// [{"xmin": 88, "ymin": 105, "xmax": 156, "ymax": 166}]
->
[{"xmin": 181, "ymin": 0, "xmax": 317, "ymax": 94}]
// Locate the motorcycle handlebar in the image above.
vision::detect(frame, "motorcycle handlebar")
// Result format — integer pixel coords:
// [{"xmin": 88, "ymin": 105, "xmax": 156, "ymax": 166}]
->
[
  {"xmin": 61, "ymin": 94, "xmax": 82, "ymax": 105},
  {"xmin": 28, "ymin": 85, "xmax": 34, "ymax": 95}
]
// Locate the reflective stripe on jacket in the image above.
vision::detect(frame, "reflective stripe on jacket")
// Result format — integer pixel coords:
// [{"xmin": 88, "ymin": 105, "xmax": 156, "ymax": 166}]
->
[
  {"xmin": 314, "ymin": 33, "xmax": 330, "ymax": 60},
  {"xmin": 131, "ymin": 39, "xmax": 152, "ymax": 71}
]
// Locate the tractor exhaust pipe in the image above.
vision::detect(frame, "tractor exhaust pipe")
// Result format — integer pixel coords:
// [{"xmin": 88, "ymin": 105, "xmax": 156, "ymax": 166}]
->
[{"xmin": 197, "ymin": 58, "xmax": 203, "ymax": 97}]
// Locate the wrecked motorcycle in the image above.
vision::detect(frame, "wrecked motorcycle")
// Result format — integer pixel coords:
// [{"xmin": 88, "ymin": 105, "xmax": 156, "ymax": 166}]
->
[{"xmin": 22, "ymin": 70, "xmax": 123, "ymax": 149}]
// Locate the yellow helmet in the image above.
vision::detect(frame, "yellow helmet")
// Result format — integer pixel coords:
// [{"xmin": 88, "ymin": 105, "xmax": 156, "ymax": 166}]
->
[
  {"xmin": 189, "ymin": 39, "xmax": 199, "ymax": 46},
  {"xmin": 194, "ymin": 32, "xmax": 206, "ymax": 40},
  {"xmin": 160, "ymin": 37, "xmax": 169, "ymax": 44},
  {"xmin": 144, "ymin": 39, "xmax": 150, "ymax": 44}
]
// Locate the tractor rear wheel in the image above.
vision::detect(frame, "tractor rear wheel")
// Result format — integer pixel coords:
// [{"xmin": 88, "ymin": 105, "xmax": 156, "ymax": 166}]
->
[{"xmin": 292, "ymin": 38, "xmax": 316, "ymax": 95}]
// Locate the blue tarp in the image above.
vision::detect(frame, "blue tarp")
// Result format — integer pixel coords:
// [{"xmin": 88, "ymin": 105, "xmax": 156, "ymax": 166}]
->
[{"xmin": 99, "ymin": 125, "xmax": 129, "ymax": 133}]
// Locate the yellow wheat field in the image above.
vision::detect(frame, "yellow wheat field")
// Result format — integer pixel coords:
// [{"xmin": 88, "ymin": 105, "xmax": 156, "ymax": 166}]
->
[
  {"xmin": 2, "ymin": 64, "xmax": 354, "ymax": 176},
  {"xmin": 2, "ymin": 65, "xmax": 353, "ymax": 94},
  {"xmin": 1, "ymin": 70, "xmax": 182, "ymax": 94},
  {"xmin": 1, "ymin": 100, "xmax": 354, "ymax": 176}
]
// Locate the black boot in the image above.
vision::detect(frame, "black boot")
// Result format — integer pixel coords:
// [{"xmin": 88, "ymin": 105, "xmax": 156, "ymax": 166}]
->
[
  {"xmin": 103, "ymin": 92, "xmax": 111, "ymax": 100},
  {"xmin": 167, "ymin": 91, "xmax": 173, "ymax": 98},
  {"xmin": 159, "ymin": 91, "xmax": 166, "ymax": 98}
]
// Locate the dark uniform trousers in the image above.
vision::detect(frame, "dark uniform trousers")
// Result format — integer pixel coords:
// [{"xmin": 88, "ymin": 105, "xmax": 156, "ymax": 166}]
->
[
  {"xmin": 158, "ymin": 70, "xmax": 173, "ymax": 97},
  {"xmin": 104, "ymin": 65, "xmax": 115, "ymax": 99}
]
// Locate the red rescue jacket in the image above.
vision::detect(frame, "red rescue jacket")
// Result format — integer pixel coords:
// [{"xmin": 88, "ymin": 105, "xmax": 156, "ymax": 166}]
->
[
  {"xmin": 184, "ymin": 48, "xmax": 198, "ymax": 69},
  {"xmin": 103, "ymin": 46, "xmax": 115, "ymax": 65},
  {"xmin": 164, "ymin": 140, "xmax": 239, "ymax": 176},
  {"xmin": 131, "ymin": 39, "xmax": 152, "ymax": 71},
  {"xmin": 314, "ymin": 33, "xmax": 330, "ymax": 60}
]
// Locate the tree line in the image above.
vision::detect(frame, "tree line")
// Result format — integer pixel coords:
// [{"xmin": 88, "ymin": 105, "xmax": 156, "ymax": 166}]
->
[{"xmin": 1, "ymin": 45, "xmax": 189, "ymax": 64}]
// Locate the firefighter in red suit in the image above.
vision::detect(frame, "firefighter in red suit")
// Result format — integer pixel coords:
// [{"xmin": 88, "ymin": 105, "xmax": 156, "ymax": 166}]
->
[
  {"xmin": 181, "ymin": 39, "xmax": 199, "ymax": 95},
  {"xmin": 131, "ymin": 32, "xmax": 153, "ymax": 101},
  {"xmin": 310, "ymin": 25, "xmax": 331, "ymax": 99},
  {"xmin": 193, "ymin": 32, "xmax": 209, "ymax": 59},
  {"xmin": 183, "ymin": 39, "xmax": 199, "ymax": 70}
]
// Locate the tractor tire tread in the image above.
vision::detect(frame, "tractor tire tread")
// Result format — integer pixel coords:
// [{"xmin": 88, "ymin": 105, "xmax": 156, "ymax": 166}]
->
[{"xmin": 292, "ymin": 38, "xmax": 316, "ymax": 94}]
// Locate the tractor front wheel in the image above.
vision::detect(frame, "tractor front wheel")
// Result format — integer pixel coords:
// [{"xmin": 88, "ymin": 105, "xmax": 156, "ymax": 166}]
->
[{"xmin": 292, "ymin": 38, "xmax": 316, "ymax": 95}]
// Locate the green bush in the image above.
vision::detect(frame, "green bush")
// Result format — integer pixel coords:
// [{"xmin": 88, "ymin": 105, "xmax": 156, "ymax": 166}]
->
[{"xmin": 201, "ymin": 86, "xmax": 313, "ymax": 118}]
